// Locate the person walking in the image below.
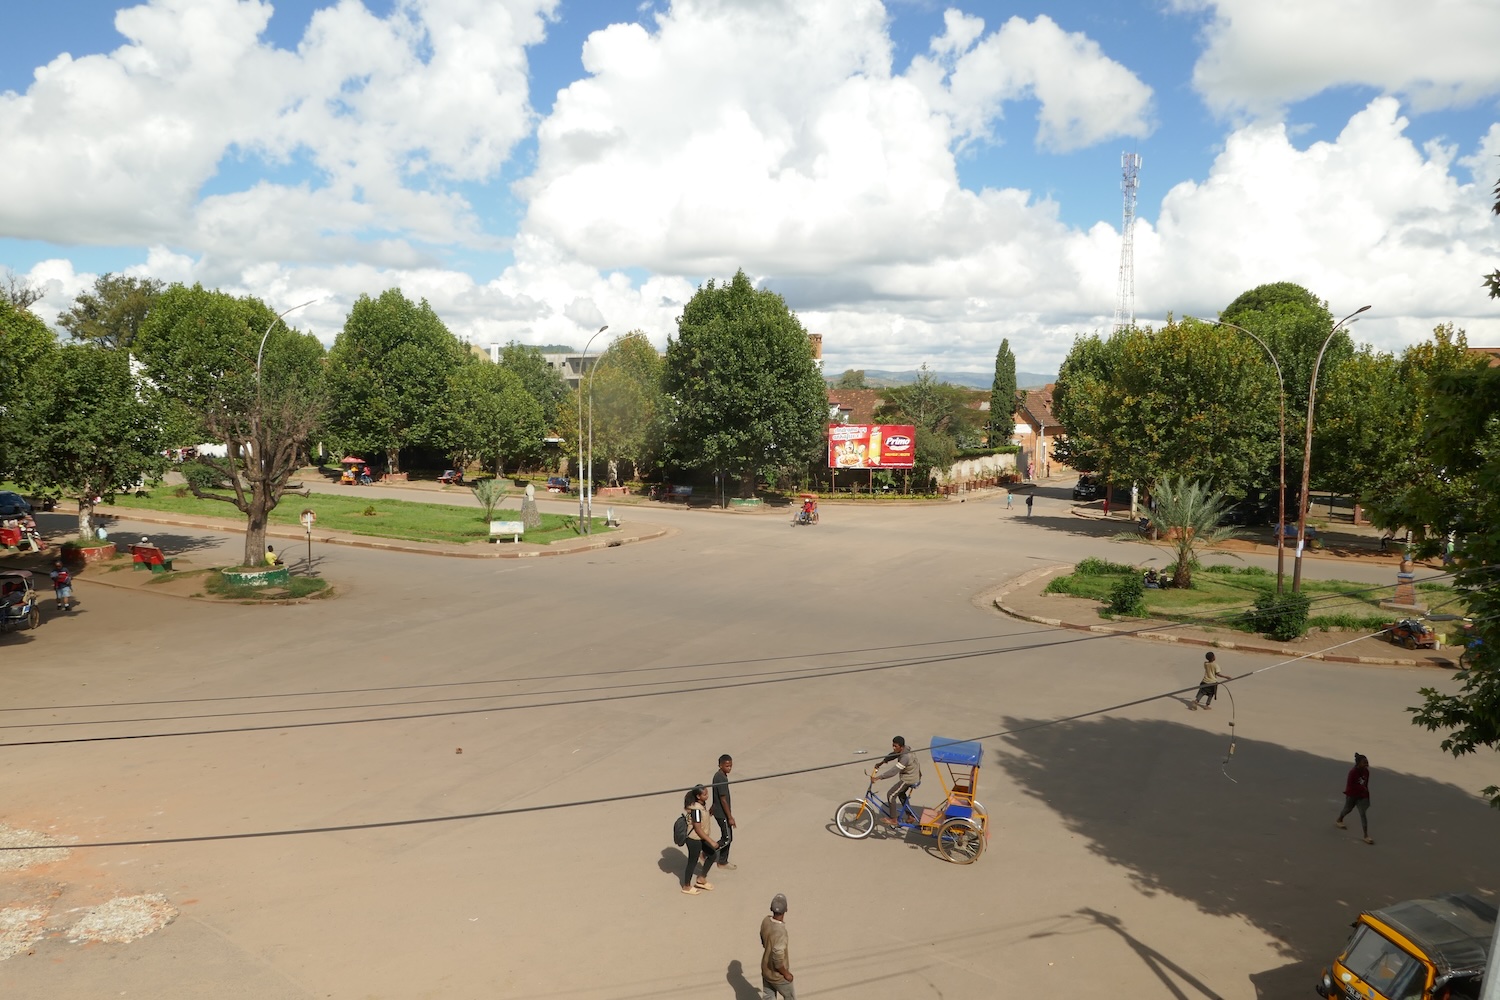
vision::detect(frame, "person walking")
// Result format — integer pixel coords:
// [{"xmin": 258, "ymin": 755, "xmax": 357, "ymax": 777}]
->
[
  {"xmin": 759, "ymin": 893, "xmax": 794, "ymax": 999},
  {"xmin": 711, "ymin": 754, "xmax": 737, "ymax": 871},
  {"xmin": 1336, "ymin": 753, "xmax": 1374, "ymax": 845},
  {"xmin": 49, "ymin": 558, "xmax": 74, "ymax": 612},
  {"xmin": 1006, "ymin": 491, "xmax": 1014, "ymax": 510},
  {"xmin": 680, "ymin": 785, "xmax": 718, "ymax": 894},
  {"xmin": 1192, "ymin": 651, "xmax": 1225, "ymax": 710},
  {"xmin": 1025, "ymin": 493, "xmax": 1034, "ymax": 517}
]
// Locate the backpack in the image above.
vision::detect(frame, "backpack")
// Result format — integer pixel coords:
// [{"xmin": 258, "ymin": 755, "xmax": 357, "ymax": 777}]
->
[{"xmin": 672, "ymin": 812, "xmax": 689, "ymax": 847}]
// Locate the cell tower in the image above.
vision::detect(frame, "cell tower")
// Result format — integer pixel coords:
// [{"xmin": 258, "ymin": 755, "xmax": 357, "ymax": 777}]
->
[{"xmin": 1113, "ymin": 152, "xmax": 1142, "ymax": 332}]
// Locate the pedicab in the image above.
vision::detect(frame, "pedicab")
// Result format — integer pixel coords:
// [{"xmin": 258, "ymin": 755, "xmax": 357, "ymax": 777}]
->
[
  {"xmin": 834, "ymin": 737, "xmax": 989, "ymax": 864},
  {"xmin": 0, "ymin": 570, "xmax": 40, "ymax": 633},
  {"xmin": 790, "ymin": 493, "xmax": 819, "ymax": 526}
]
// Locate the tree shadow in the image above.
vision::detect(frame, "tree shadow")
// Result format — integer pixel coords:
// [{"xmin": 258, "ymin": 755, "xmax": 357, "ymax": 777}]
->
[{"xmin": 995, "ymin": 715, "xmax": 1499, "ymax": 998}]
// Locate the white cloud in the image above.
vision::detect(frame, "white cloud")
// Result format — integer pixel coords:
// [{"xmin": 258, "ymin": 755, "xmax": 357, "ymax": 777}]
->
[
  {"xmin": 0, "ymin": 0, "xmax": 554, "ymax": 256},
  {"xmin": 909, "ymin": 12, "xmax": 1154, "ymax": 152},
  {"xmin": 1142, "ymin": 97, "xmax": 1500, "ymax": 351},
  {"xmin": 1173, "ymin": 0, "xmax": 1500, "ymax": 117}
]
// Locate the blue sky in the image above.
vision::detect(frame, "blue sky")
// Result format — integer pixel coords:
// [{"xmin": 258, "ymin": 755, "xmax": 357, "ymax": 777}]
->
[{"xmin": 2, "ymin": 0, "xmax": 1498, "ymax": 375}]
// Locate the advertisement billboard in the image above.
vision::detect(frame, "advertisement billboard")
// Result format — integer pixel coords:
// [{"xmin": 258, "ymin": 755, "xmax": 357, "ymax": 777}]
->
[{"xmin": 828, "ymin": 424, "xmax": 916, "ymax": 469}]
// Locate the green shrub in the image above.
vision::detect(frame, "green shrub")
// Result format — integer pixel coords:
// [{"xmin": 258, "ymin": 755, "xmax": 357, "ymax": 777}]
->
[
  {"xmin": 1044, "ymin": 576, "xmax": 1086, "ymax": 596},
  {"xmin": 1107, "ymin": 574, "xmax": 1146, "ymax": 616},
  {"xmin": 182, "ymin": 460, "xmax": 229, "ymax": 492},
  {"xmin": 1308, "ymin": 613, "xmax": 1394, "ymax": 631},
  {"xmin": 1253, "ymin": 590, "xmax": 1313, "ymax": 641},
  {"xmin": 1077, "ymin": 557, "xmax": 1139, "ymax": 576},
  {"xmin": 1204, "ymin": 564, "xmax": 1270, "ymax": 577}
]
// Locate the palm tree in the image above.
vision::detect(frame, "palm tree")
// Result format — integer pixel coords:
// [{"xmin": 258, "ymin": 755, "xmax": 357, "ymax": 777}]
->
[{"xmin": 1145, "ymin": 477, "xmax": 1237, "ymax": 588}]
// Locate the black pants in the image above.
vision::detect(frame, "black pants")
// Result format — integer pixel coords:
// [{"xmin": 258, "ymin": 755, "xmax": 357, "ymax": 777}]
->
[
  {"xmin": 683, "ymin": 838, "xmax": 718, "ymax": 886},
  {"xmin": 714, "ymin": 815, "xmax": 732, "ymax": 864}
]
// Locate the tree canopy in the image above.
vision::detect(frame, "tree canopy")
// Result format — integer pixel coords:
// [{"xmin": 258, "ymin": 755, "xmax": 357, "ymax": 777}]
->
[
  {"xmin": 498, "ymin": 341, "xmax": 570, "ymax": 431},
  {"xmin": 661, "ymin": 270, "xmax": 826, "ymax": 495},
  {"xmin": 326, "ymin": 289, "xmax": 467, "ymax": 473},
  {"xmin": 56, "ymin": 273, "xmax": 164, "ymax": 350},
  {"xmin": 136, "ymin": 283, "xmax": 326, "ymax": 566},
  {"xmin": 833, "ymin": 369, "xmax": 867, "ymax": 389},
  {"xmin": 14, "ymin": 344, "xmax": 168, "ymax": 536},
  {"xmin": 875, "ymin": 365, "xmax": 982, "ymax": 482},
  {"xmin": 1052, "ymin": 319, "xmax": 1279, "ymax": 494},
  {"xmin": 0, "ymin": 299, "xmax": 57, "ymax": 474},
  {"xmin": 990, "ymin": 339, "xmax": 1018, "ymax": 445},
  {"xmin": 438, "ymin": 361, "xmax": 545, "ymax": 477}
]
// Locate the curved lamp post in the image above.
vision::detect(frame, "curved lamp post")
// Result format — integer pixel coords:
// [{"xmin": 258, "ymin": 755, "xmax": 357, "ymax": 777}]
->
[
  {"xmin": 576, "ymin": 325, "xmax": 609, "ymax": 531},
  {"xmin": 1292, "ymin": 305, "xmax": 1371, "ymax": 593},
  {"xmin": 1216, "ymin": 318, "xmax": 1287, "ymax": 595},
  {"xmin": 256, "ymin": 298, "xmax": 319, "ymax": 389}
]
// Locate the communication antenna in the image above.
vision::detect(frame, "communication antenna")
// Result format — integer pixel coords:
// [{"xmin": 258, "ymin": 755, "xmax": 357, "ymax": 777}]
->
[{"xmin": 1113, "ymin": 152, "xmax": 1142, "ymax": 332}]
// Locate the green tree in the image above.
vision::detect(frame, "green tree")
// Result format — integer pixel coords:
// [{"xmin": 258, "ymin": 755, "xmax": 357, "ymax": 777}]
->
[
  {"xmin": 0, "ymin": 300, "xmax": 57, "ymax": 474},
  {"xmin": 833, "ymin": 369, "xmax": 867, "ymax": 389},
  {"xmin": 1221, "ymin": 282, "xmax": 1345, "ymax": 483},
  {"xmin": 326, "ymin": 290, "xmax": 466, "ymax": 473},
  {"xmin": 661, "ymin": 270, "xmax": 826, "ymax": 495},
  {"xmin": 56, "ymin": 273, "xmax": 164, "ymax": 350},
  {"xmin": 588, "ymin": 332, "xmax": 664, "ymax": 484},
  {"xmin": 499, "ymin": 342, "xmax": 570, "ymax": 431},
  {"xmin": 875, "ymin": 365, "xmax": 980, "ymax": 484},
  {"xmin": 439, "ymin": 362, "xmax": 545, "ymax": 478},
  {"xmin": 1052, "ymin": 320, "xmax": 1278, "ymax": 494},
  {"xmin": 14, "ymin": 345, "xmax": 168, "ymax": 537},
  {"xmin": 1314, "ymin": 346, "xmax": 1408, "ymax": 498},
  {"xmin": 1143, "ymin": 476, "xmax": 1237, "ymax": 588},
  {"xmin": 136, "ymin": 283, "xmax": 327, "ymax": 567},
  {"xmin": 989, "ymin": 339, "xmax": 1018, "ymax": 446},
  {"xmin": 1359, "ymin": 325, "xmax": 1489, "ymax": 542},
  {"xmin": 1408, "ymin": 362, "xmax": 1500, "ymax": 806}
]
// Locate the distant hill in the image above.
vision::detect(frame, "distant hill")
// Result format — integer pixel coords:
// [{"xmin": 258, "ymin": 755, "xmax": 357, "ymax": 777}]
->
[{"xmin": 837, "ymin": 369, "xmax": 1054, "ymax": 390}]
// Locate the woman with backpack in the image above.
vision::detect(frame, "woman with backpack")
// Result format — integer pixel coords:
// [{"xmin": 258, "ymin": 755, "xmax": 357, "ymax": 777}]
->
[{"xmin": 680, "ymin": 785, "xmax": 719, "ymax": 895}]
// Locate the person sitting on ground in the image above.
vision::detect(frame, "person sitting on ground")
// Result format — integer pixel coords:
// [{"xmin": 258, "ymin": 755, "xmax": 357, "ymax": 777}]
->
[
  {"xmin": 265, "ymin": 544, "xmax": 281, "ymax": 567},
  {"xmin": 872, "ymin": 735, "xmax": 921, "ymax": 825},
  {"xmin": 1143, "ymin": 568, "xmax": 1160, "ymax": 589}
]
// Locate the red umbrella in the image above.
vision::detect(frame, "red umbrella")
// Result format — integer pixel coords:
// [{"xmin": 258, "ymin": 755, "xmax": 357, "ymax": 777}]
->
[{"xmin": 340, "ymin": 456, "xmax": 365, "ymax": 465}]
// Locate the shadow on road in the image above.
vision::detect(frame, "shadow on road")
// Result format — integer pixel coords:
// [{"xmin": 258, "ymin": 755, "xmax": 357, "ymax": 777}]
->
[
  {"xmin": 996, "ymin": 715, "xmax": 1499, "ymax": 999},
  {"xmin": 725, "ymin": 960, "xmax": 761, "ymax": 1000}
]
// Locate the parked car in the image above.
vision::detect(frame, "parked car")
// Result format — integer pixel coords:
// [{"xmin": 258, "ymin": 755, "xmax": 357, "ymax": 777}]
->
[
  {"xmin": 1071, "ymin": 476, "xmax": 1102, "ymax": 501},
  {"xmin": 0, "ymin": 491, "xmax": 33, "ymax": 518},
  {"xmin": 546, "ymin": 476, "xmax": 571, "ymax": 493}
]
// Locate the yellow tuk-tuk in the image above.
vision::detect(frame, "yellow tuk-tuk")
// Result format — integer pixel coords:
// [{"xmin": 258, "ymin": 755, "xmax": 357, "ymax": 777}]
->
[{"xmin": 1317, "ymin": 892, "xmax": 1494, "ymax": 1000}]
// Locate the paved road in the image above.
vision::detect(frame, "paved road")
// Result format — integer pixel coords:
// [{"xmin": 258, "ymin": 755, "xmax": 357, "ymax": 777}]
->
[{"xmin": 1, "ymin": 493, "xmax": 1492, "ymax": 999}]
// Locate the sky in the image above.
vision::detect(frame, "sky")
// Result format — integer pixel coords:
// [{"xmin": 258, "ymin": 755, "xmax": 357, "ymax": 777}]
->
[{"xmin": 2, "ymin": 0, "xmax": 1499, "ymax": 378}]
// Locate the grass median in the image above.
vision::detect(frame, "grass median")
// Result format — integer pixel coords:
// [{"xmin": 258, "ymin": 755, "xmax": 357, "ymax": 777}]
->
[
  {"xmin": 1045, "ymin": 561, "xmax": 1461, "ymax": 633},
  {"xmin": 102, "ymin": 489, "xmax": 605, "ymax": 546}
]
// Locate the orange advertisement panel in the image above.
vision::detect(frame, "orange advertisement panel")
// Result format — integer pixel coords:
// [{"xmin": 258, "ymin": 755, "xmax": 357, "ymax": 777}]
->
[{"xmin": 828, "ymin": 424, "xmax": 916, "ymax": 469}]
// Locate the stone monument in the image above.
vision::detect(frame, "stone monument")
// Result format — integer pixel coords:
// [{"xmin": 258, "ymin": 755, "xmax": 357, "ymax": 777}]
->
[{"xmin": 521, "ymin": 482, "xmax": 541, "ymax": 530}]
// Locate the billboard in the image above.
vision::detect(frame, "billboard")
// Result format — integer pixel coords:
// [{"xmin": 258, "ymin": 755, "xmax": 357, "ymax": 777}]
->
[{"xmin": 828, "ymin": 424, "xmax": 916, "ymax": 469}]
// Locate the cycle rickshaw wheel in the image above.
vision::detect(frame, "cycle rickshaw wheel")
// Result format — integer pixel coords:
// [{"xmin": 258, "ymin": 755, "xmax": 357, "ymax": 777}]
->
[
  {"xmin": 936, "ymin": 817, "xmax": 984, "ymax": 864},
  {"xmin": 835, "ymin": 800, "xmax": 875, "ymax": 839}
]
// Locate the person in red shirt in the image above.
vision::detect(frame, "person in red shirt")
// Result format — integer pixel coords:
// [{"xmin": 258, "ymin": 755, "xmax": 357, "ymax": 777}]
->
[{"xmin": 1335, "ymin": 753, "xmax": 1373, "ymax": 845}]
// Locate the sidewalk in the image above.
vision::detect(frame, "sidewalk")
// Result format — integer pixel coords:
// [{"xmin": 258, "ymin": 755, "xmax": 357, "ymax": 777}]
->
[{"xmin": 992, "ymin": 565, "xmax": 1462, "ymax": 669}]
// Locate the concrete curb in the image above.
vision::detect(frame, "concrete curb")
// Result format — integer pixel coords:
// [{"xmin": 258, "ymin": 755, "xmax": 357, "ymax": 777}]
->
[{"xmin": 989, "ymin": 563, "xmax": 1451, "ymax": 668}]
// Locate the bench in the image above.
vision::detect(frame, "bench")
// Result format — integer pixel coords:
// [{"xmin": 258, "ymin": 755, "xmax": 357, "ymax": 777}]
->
[
  {"xmin": 130, "ymin": 543, "xmax": 174, "ymax": 572},
  {"xmin": 662, "ymin": 485, "xmax": 694, "ymax": 504},
  {"xmin": 489, "ymin": 520, "xmax": 525, "ymax": 543}
]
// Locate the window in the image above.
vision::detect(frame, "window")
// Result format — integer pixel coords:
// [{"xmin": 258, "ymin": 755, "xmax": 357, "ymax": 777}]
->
[{"xmin": 1340, "ymin": 925, "xmax": 1426, "ymax": 999}]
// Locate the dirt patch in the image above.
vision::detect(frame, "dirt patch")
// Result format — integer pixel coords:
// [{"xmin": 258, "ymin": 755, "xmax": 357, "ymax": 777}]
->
[
  {"xmin": 65, "ymin": 894, "xmax": 178, "ymax": 944},
  {"xmin": 0, "ymin": 906, "xmax": 48, "ymax": 960},
  {"xmin": 0, "ymin": 824, "xmax": 70, "ymax": 872}
]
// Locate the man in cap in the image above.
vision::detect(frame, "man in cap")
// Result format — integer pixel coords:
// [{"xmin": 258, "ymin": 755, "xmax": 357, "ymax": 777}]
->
[{"xmin": 759, "ymin": 893, "xmax": 794, "ymax": 998}]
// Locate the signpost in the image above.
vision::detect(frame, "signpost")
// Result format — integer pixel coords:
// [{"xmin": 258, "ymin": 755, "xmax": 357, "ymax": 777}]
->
[{"xmin": 300, "ymin": 509, "xmax": 316, "ymax": 569}]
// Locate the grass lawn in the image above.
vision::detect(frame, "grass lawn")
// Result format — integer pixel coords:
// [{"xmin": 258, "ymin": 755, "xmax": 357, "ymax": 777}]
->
[
  {"xmin": 102, "ymin": 489, "xmax": 605, "ymax": 545},
  {"xmin": 1045, "ymin": 561, "xmax": 1462, "ymax": 633}
]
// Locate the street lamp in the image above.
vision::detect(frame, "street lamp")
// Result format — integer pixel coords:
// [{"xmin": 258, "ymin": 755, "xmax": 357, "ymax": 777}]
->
[
  {"xmin": 1292, "ymin": 305, "xmax": 1371, "ymax": 593},
  {"xmin": 1217, "ymin": 318, "xmax": 1288, "ymax": 595},
  {"xmin": 576, "ymin": 324, "xmax": 609, "ymax": 532},
  {"xmin": 256, "ymin": 299, "xmax": 318, "ymax": 389}
]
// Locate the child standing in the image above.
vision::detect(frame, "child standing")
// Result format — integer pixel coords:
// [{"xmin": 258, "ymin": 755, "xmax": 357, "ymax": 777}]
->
[{"xmin": 49, "ymin": 558, "xmax": 74, "ymax": 612}]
